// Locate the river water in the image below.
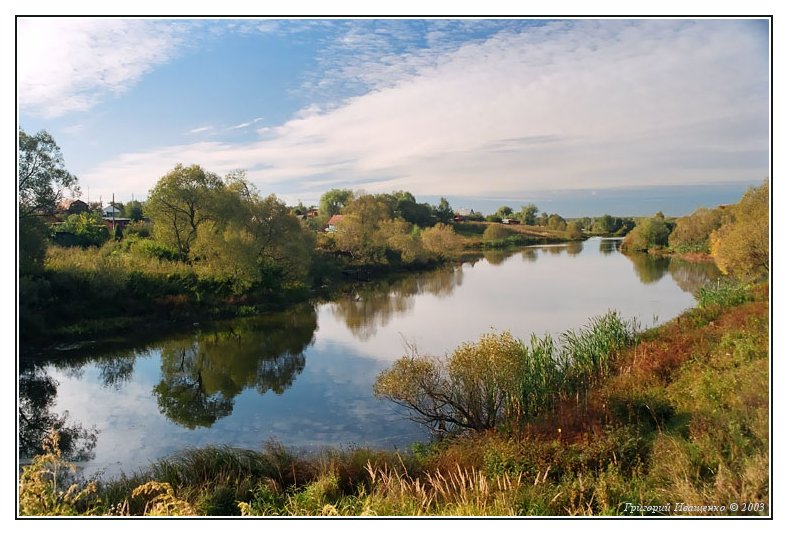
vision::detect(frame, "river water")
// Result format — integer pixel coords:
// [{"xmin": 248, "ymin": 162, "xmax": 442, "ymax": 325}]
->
[{"xmin": 19, "ymin": 238, "xmax": 720, "ymax": 479}]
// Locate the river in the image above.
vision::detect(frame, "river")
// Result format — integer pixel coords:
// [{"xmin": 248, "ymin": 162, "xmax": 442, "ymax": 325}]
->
[{"xmin": 19, "ymin": 238, "xmax": 721, "ymax": 479}]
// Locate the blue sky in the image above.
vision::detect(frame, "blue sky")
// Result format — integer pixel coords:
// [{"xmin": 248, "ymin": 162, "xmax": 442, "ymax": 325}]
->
[{"xmin": 17, "ymin": 17, "xmax": 770, "ymax": 216}]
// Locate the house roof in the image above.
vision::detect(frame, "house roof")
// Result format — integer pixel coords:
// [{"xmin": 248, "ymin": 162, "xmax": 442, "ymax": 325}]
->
[
  {"xmin": 327, "ymin": 214, "xmax": 344, "ymax": 226},
  {"xmin": 58, "ymin": 199, "xmax": 87, "ymax": 210}
]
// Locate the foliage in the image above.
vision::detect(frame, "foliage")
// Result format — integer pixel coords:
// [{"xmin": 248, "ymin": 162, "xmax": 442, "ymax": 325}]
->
[
  {"xmin": 710, "ymin": 180, "xmax": 769, "ymax": 279},
  {"xmin": 565, "ymin": 221, "xmax": 583, "ymax": 240},
  {"xmin": 621, "ymin": 213, "xmax": 671, "ymax": 252},
  {"xmin": 19, "ymin": 216, "xmax": 50, "ymax": 274},
  {"xmin": 18, "ymin": 129, "xmax": 79, "ymax": 218},
  {"xmin": 669, "ymin": 207, "xmax": 727, "ymax": 253},
  {"xmin": 146, "ymin": 164, "xmax": 226, "ymax": 257},
  {"xmin": 123, "ymin": 200, "xmax": 145, "ymax": 221},
  {"xmin": 319, "ymin": 188, "xmax": 354, "ymax": 217},
  {"xmin": 433, "ymin": 197, "xmax": 454, "ymax": 223},
  {"xmin": 547, "ymin": 213, "xmax": 567, "ymax": 231},
  {"xmin": 19, "ymin": 431, "xmax": 98, "ymax": 516},
  {"xmin": 482, "ymin": 224, "xmax": 511, "ymax": 243},
  {"xmin": 695, "ymin": 279, "xmax": 750, "ymax": 309},
  {"xmin": 520, "ymin": 204, "xmax": 539, "ymax": 225},
  {"xmin": 59, "ymin": 212, "xmax": 110, "ymax": 248},
  {"xmin": 421, "ymin": 223, "xmax": 463, "ymax": 258},
  {"xmin": 374, "ymin": 312, "xmax": 638, "ymax": 434},
  {"xmin": 496, "ymin": 205, "xmax": 513, "ymax": 218}
]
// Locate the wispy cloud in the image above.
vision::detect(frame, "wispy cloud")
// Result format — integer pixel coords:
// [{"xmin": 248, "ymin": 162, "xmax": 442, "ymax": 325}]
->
[
  {"xmin": 188, "ymin": 126, "xmax": 214, "ymax": 134},
  {"xmin": 17, "ymin": 18, "xmax": 187, "ymax": 118},
  {"xmin": 79, "ymin": 20, "xmax": 768, "ymax": 204},
  {"xmin": 228, "ymin": 117, "xmax": 264, "ymax": 130}
]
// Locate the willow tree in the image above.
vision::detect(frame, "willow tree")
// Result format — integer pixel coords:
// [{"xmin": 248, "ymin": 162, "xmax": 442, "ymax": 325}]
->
[{"xmin": 146, "ymin": 164, "xmax": 225, "ymax": 259}]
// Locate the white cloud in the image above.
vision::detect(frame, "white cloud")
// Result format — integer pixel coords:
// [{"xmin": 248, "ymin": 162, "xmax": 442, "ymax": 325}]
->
[
  {"xmin": 17, "ymin": 18, "xmax": 185, "ymax": 118},
  {"xmin": 228, "ymin": 117, "xmax": 264, "ymax": 130},
  {"xmin": 79, "ymin": 19, "xmax": 769, "ymax": 203},
  {"xmin": 188, "ymin": 125, "xmax": 214, "ymax": 134}
]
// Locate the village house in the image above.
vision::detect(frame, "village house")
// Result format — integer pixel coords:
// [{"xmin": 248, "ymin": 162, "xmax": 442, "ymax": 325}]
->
[{"xmin": 326, "ymin": 214, "xmax": 344, "ymax": 232}]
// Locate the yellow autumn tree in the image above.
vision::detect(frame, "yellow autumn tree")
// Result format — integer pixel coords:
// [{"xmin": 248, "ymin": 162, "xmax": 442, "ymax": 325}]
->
[{"xmin": 710, "ymin": 180, "xmax": 769, "ymax": 279}]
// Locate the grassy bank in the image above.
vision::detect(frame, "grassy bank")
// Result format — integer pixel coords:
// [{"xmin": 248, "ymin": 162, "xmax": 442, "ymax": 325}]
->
[
  {"xmin": 19, "ymin": 280, "xmax": 769, "ymax": 516},
  {"xmin": 20, "ymin": 222, "xmax": 575, "ymax": 348}
]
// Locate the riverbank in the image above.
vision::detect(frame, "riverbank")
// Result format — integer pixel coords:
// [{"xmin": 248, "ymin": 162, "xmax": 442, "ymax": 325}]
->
[
  {"xmin": 20, "ymin": 225, "xmax": 574, "ymax": 351},
  {"xmin": 20, "ymin": 280, "xmax": 769, "ymax": 516}
]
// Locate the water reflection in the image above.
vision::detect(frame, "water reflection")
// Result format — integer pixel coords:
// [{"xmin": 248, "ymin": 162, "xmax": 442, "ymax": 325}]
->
[
  {"xmin": 668, "ymin": 258, "xmax": 721, "ymax": 294},
  {"xmin": 483, "ymin": 249, "xmax": 515, "ymax": 265},
  {"xmin": 330, "ymin": 267, "xmax": 464, "ymax": 340},
  {"xmin": 566, "ymin": 241, "xmax": 584, "ymax": 256},
  {"xmin": 599, "ymin": 239, "xmax": 621, "ymax": 255},
  {"xmin": 154, "ymin": 305, "xmax": 317, "ymax": 428},
  {"xmin": 19, "ymin": 362, "xmax": 98, "ymax": 461},
  {"xmin": 626, "ymin": 253, "xmax": 671, "ymax": 284},
  {"xmin": 521, "ymin": 248, "xmax": 538, "ymax": 262}
]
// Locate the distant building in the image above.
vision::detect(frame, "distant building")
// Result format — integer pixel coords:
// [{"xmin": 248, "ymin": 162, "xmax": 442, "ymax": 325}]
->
[
  {"xmin": 307, "ymin": 207, "xmax": 319, "ymax": 218},
  {"xmin": 103, "ymin": 205, "xmax": 122, "ymax": 218},
  {"xmin": 326, "ymin": 214, "xmax": 344, "ymax": 232},
  {"xmin": 501, "ymin": 218, "xmax": 520, "ymax": 225},
  {"xmin": 58, "ymin": 199, "xmax": 89, "ymax": 215}
]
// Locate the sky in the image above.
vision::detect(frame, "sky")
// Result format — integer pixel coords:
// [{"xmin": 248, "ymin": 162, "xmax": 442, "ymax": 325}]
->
[{"xmin": 17, "ymin": 17, "xmax": 770, "ymax": 217}]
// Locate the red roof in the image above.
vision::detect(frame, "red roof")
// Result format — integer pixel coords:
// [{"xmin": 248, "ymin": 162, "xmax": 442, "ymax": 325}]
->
[{"xmin": 327, "ymin": 214, "xmax": 344, "ymax": 226}]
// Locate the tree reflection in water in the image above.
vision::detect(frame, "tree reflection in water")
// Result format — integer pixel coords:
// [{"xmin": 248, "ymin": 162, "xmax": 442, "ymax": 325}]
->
[
  {"xmin": 623, "ymin": 252, "xmax": 721, "ymax": 293},
  {"xmin": 599, "ymin": 239, "xmax": 621, "ymax": 256},
  {"xmin": 565, "ymin": 241, "xmax": 583, "ymax": 256},
  {"xmin": 18, "ymin": 362, "xmax": 98, "ymax": 462},
  {"xmin": 626, "ymin": 252, "xmax": 671, "ymax": 284},
  {"xmin": 154, "ymin": 304, "xmax": 317, "ymax": 428},
  {"xmin": 331, "ymin": 267, "xmax": 464, "ymax": 341},
  {"xmin": 668, "ymin": 258, "xmax": 722, "ymax": 295}
]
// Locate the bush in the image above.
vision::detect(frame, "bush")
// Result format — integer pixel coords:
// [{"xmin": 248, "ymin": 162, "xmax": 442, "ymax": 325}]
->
[
  {"xmin": 695, "ymin": 280, "xmax": 750, "ymax": 309},
  {"xmin": 59, "ymin": 212, "xmax": 110, "ymax": 248},
  {"xmin": 374, "ymin": 312, "xmax": 639, "ymax": 434},
  {"xmin": 482, "ymin": 224, "xmax": 511, "ymax": 243}
]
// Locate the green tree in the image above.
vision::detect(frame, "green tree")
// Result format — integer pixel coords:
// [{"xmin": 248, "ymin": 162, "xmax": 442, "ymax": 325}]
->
[
  {"xmin": 333, "ymin": 195, "xmax": 393, "ymax": 264},
  {"xmin": 547, "ymin": 213, "xmax": 567, "ymax": 231},
  {"xmin": 123, "ymin": 200, "xmax": 145, "ymax": 221},
  {"xmin": 319, "ymin": 188, "xmax": 354, "ymax": 217},
  {"xmin": 621, "ymin": 214, "xmax": 670, "ymax": 252},
  {"xmin": 433, "ymin": 197, "xmax": 454, "ymax": 223},
  {"xmin": 710, "ymin": 180, "xmax": 769, "ymax": 279},
  {"xmin": 496, "ymin": 205, "xmax": 513, "ymax": 218},
  {"xmin": 520, "ymin": 204, "xmax": 538, "ymax": 225},
  {"xmin": 59, "ymin": 212, "xmax": 110, "ymax": 248},
  {"xmin": 18, "ymin": 129, "xmax": 79, "ymax": 218},
  {"xmin": 146, "ymin": 164, "xmax": 225, "ymax": 258},
  {"xmin": 592, "ymin": 214, "xmax": 615, "ymax": 234}
]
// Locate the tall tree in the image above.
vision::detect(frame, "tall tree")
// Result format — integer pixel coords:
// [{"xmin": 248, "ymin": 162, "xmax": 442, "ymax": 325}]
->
[
  {"xmin": 319, "ymin": 188, "xmax": 354, "ymax": 217},
  {"xmin": 146, "ymin": 164, "xmax": 225, "ymax": 258},
  {"xmin": 520, "ymin": 204, "xmax": 538, "ymax": 225},
  {"xmin": 433, "ymin": 197, "xmax": 454, "ymax": 223},
  {"xmin": 18, "ymin": 129, "xmax": 79, "ymax": 218}
]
